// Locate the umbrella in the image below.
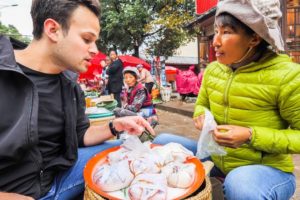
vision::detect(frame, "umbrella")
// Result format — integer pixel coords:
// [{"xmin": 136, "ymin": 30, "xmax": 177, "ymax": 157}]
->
[
  {"xmin": 79, "ymin": 51, "xmax": 106, "ymax": 80},
  {"xmin": 119, "ymin": 55, "xmax": 151, "ymax": 70},
  {"xmin": 90, "ymin": 51, "xmax": 107, "ymax": 66}
]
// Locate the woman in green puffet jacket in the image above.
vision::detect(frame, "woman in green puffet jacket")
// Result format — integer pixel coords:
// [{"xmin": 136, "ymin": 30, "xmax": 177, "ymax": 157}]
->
[{"xmin": 153, "ymin": 0, "xmax": 299, "ymax": 199}]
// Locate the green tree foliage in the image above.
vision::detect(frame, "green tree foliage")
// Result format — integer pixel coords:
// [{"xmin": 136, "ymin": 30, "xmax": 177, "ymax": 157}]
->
[
  {"xmin": 99, "ymin": 0, "xmax": 195, "ymax": 58},
  {"xmin": 146, "ymin": 28, "xmax": 186, "ymax": 58},
  {"xmin": 0, "ymin": 22, "xmax": 31, "ymax": 43}
]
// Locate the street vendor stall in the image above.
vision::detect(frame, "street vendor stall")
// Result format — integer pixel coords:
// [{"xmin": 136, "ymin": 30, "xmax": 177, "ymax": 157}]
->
[{"xmin": 85, "ymin": 94, "xmax": 117, "ymax": 126}]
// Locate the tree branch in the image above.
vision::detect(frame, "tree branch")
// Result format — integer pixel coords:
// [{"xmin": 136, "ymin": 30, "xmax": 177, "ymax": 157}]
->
[{"xmin": 143, "ymin": 27, "xmax": 165, "ymax": 37}]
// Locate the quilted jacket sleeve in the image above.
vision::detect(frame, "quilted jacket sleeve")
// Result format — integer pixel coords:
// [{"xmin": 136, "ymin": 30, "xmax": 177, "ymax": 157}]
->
[
  {"xmin": 193, "ymin": 70, "xmax": 210, "ymax": 118},
  {"xmin": 251, "ymin": 63, "xmax": 300, "ymax": 154}
]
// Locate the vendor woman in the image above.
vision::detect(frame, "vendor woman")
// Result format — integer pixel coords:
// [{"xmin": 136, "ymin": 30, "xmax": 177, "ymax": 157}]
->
[{"xmin": 122, "ymin": 67, "xmax": 155, "ymax": 118}]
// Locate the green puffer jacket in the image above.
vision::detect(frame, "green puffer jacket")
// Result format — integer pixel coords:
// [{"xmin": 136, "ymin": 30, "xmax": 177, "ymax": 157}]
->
[{"xmin": 194, "ymin": 51, "xmax": 300, "ymax": 174}]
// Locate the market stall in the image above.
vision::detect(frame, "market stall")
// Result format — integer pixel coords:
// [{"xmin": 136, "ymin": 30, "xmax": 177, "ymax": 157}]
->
[{"xmin": 85, "ymin": 94, "xmax": 117, "ymax": 126}]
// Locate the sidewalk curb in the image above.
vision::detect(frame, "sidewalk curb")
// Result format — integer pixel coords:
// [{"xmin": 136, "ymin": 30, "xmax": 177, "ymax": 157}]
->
[{"xmin": 156, "ymin": 103, "xmax": 194, "ymax": 118}]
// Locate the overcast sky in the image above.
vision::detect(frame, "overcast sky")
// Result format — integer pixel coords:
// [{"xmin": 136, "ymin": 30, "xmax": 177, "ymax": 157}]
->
[{"xmin": 0, "ymin": 0, "xmax": 33, "ymax": 38}]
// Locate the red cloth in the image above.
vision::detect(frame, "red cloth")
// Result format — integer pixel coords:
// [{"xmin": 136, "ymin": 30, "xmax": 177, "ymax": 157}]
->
[{"xmin": 196, "ymin": 0, "xmax": 218, "ymax": 15}]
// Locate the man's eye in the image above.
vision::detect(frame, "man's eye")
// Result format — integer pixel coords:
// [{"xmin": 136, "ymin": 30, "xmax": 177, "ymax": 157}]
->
[{"xmin": 84, "ymin": 38, "xmax": 91, "ymax": 43}]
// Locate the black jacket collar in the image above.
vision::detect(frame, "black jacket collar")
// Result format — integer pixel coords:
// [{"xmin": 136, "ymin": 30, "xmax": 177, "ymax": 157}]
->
[{"xmin": 0, "ymin": 35, "xmax": 23, "ymax": 73}]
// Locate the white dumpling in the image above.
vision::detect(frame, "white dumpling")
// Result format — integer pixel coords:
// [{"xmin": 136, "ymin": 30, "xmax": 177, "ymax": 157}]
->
[
  {"xmin": 152, "ymin": 142, "xmax": 194, "ymax": 164},
  {"xmin": 121, "ymin": 135, "xmax": 151, "ymax": 153},
  {"xmin": 128, "ymin": 173, "xmax": 168, "ymax": 200},
  {"xmin": 129, "ymin": 153, "xmax": 163, "ymax": 175},
  {"xmin": 161, "ymin": 162, "xmax": 195, "ymax": 189},
  {"xmin": 107, "ymin": 147, "xmax": 132, "ymax": 164},
  {"xmin": 108, "ymin": 136, "xmax": 152, "ymax": 164},
  {"xmin": 93, "ymin": 160, "xmax": 134, "ymax": 192}
]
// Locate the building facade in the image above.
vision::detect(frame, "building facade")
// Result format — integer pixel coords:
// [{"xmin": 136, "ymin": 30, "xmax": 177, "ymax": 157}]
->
[
  {"xmin": 191, "ymin": 0, "xmax": 300, "ymax": 65},
  {"xmin": 284, "ymin": 0, "xmax": 300, "ymax": 62}
]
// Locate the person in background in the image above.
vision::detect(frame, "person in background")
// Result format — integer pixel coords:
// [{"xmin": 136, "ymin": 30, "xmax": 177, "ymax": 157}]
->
[
  {"xmin": 0, "ymin": 1, "xmax": 154, "ymax": 199},
  {"xmin": 107, "ymin": 50, "xmax": 123, "ymax": 107},
  {"xmin": 153, "ymin": 0, "xmax": 299, "ymax": 199},
  {"xmin": 137, "ymin": 64, "xmax": 154, "ymax": 93},
  {"xmin": 99, "ymin": 56, "xmax": 111, "ymax": 95},
  {"xmin": 122, "ymin": 67, "xmax": 155, "ymax": 118}
]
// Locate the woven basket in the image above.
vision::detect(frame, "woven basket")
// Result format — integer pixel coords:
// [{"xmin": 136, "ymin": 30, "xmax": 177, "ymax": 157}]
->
[{"xmin": 84, "ymin": 176, "xmax": 212, "ymax": 200}]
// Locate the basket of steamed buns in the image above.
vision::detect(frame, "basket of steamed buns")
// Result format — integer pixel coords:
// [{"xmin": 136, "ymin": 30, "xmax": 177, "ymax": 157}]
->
[{"xmin": 84, "ymin": 136, "xmax": 212, "ymax": 200}]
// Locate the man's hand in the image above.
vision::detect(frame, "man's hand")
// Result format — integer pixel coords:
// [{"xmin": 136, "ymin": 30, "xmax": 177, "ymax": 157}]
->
[
  {"xmin": 113, "ymin": 116, "xmax": 155, "ymax": 136},
  {"xmin": 84, "ymin": 116, "xmax": 155, "ymax": 146},
  {"xmin": 213, "ymin": 125, "xmax": 252, "ymax": 148},
  {"xmin": 0, "ymin": 192, "xmax": 34, "ymax": 200},
  {"xmin": 193, "ymin": 114, "xmax": 205, "ymax": 130}
]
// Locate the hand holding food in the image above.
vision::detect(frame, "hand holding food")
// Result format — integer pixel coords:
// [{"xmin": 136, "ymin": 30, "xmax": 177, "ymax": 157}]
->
[
  {"xmin": 213, "ymin": 125, "xmax": 252, "ymax": 148},
  {"xmin": 113, "ymin": 116, "xmax": 155, "ymax": 136}
]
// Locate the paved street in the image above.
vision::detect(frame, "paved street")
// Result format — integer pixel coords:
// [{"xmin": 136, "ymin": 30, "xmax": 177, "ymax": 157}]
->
[{"xmin": 155, "ymin": 101, "xmax": 300, "ymax": 199}]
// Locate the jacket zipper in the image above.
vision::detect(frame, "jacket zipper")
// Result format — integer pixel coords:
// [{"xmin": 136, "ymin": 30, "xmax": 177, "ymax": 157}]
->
[
  {"xmin": 7, "ymin": 68, "xmax": 44, "ymax": 195},
  {"xmin": 28, "ymin": 150, "xmax": 43, "ymax": 196},
  {"xmin": 221, "ymin": 69, "xmax": 235, "ymax": 172},
  {"xmin": 223, "ymin": 71, "xmax": 234, "ymax": 124}
]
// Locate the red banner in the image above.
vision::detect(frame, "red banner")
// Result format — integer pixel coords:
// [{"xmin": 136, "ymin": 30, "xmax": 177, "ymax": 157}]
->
[{"xmin": 195, "ymin": 0, "xmax": 218, "ymax": 15}]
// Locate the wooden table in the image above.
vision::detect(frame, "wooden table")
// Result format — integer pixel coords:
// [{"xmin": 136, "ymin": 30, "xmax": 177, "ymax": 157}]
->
[{"xmin": 89, "ymin": 115, "xmax": 115, "ymax": 126}]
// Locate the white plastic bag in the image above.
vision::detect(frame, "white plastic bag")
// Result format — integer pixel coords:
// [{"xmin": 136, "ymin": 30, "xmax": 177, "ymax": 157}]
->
[
  {"xmin": 93, "ymin": 160, "xmax": 134, "ymax": 192},
  {"xmin": 128, "ymin": 173, "xmax": 168, "ymax": 200},
  {"xmin": 196, "ymin": 109, "xmax": 227, "ymax": 159}
]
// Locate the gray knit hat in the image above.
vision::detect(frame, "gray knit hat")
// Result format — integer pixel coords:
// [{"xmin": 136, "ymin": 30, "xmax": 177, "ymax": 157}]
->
[
  {"xmin": 136, "ymin": 64, "xmax": 143, "ymax": 68},
  {"xmin": 216, "ymin": 0, "xmax": 284, "ymax": 51},
  {"xmin": 123, "ymin": 66, "xmax": 140, "ymax": 78}
]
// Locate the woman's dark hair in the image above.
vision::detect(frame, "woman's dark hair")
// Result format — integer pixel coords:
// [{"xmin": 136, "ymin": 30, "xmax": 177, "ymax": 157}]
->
[
  {"xmin": 109, "ymin": 50, "xmax": 118, "ymax": 56},
  {"xmin": 124, "ymin": 71, "xmax": 138, "ymax": 80},
  {"xmin": 31, "ymin": 0, "xmax": 101, "ymax": 40},
  {"xmin": 215, "ymin": 13, "xmax": 269, "ymax": 50}
]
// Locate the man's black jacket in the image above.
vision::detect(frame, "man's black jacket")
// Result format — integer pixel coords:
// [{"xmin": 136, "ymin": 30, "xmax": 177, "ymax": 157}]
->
[{"xmin": 0, "ymin": 35, "xmax": 90, "ymax": 198}]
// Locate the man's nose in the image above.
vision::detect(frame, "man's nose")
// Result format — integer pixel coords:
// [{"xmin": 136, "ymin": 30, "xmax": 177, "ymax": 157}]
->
[{"xmin": 89, "ymin": 43, "xmax": 98, "ymax": 56}]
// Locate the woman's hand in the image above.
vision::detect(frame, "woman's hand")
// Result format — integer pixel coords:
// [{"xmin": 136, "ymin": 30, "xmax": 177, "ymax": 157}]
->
[
  {"xmin": 213, "ymin": 125, "xmax": 252, "ymax": 148},
  {"xmin": 193, "ymin": 114, "xmax": 205, "ymax": 130},
  {"xmin": 113, "ymin": 116, "xmax": 155, "ymax": 136}
]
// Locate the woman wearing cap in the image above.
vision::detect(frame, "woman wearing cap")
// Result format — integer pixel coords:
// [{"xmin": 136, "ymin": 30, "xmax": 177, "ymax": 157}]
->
[
  {"xmin": 122, "ymin": 67, "xmax": 155, "ymax": 118},
  {"xmin": 137, "ymin": 64, "xmax": 154, "ymax": 93},
  {"xmin": 153, "ymin": 0, "xmax": 299, "ymax": 199}
]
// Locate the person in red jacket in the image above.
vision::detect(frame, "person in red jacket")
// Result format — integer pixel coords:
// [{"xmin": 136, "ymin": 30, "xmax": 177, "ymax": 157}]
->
[{"xmin": 122, "ymin": 67, "xmax": 155, "ymax": 118}]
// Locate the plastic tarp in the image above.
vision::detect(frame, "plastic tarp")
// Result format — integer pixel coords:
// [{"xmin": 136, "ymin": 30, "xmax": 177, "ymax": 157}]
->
[{"xmin": 175, "ymin": 66, "xmax": 201, "ymax": 95}]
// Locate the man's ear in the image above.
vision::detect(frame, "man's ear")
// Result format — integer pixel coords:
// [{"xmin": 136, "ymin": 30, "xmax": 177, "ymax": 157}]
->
[
  {"xmin": 43, "ymin": 18, "xmax": 61, "ymax": 42},
  {"xmin": 249, "ymin": 33, "xmax": 263, "ymax": 48}
]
